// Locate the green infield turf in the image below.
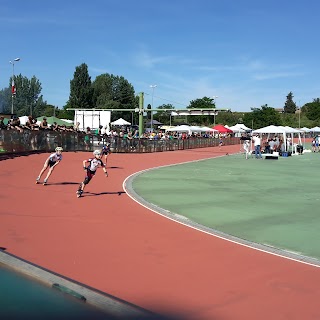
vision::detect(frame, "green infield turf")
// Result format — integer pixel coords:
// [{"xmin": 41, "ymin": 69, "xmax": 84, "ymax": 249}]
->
[{"xmin": 132, "ymin": 152, "xmax": 320, "ymax": 260}]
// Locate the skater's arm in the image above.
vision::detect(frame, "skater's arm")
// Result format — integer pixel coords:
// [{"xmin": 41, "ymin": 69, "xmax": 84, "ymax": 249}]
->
[
  {"xmin": 83, "ymin": 160, "xmax": 88, "ymax": 169},
  {"xmin": 51, "ymin": 161, "xmax": 60, "ymax": 169}
]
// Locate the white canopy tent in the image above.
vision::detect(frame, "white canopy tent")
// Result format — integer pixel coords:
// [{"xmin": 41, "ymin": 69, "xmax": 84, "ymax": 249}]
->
[
  {"xmin": 188, "ymin": 125, "xmax": 203, "ymax": 132},
  {"xmin": 310, "ymin": 126, "xmax": 320, "ymax": 132},
  {"xmin": 166, "ymin": 125, "xmax": 192, "ymax": 134},
  {"xmin": 228, "ymin": 123, "xmax": 252, "ymax": 132},
  {"xmin": 253, "ymin": 125, "xmax": 303, "ymax": 154},
  {"xmin": 166, "ymin": 125, "xmax": 218, "ymax": 135},
  {"xmin": 201, "ymin": 126, "xmax": 218, "ymax": 133},
  {"xmin": 300, "ymin": 127, "xmax": 312, "ymax": 133},
  {"xmin": 252, "ymin": 125, "xmax": 288, "ymax": 152},
  {"xmin": 252, "ymin": 125, "xmax": 287, "ymax": 134},
  {"xmin": 111, "ymin": 118, "xmax": 131, "ymax": 126},
  {"xmin": 279, "ymin": 126, "xmax": 303, "ymax": 152}
]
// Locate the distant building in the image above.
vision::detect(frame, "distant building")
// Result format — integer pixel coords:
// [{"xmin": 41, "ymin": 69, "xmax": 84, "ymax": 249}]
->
[
  {"xmin": 0, "ymin": 113, "xmax": 15, "ymax": 119},
  {"xmin": 273, "ymin": 108, "xmax": 284, "ymax": 113}
]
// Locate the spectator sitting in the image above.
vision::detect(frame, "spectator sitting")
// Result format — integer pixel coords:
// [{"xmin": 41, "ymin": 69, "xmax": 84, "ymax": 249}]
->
[
  {"xmin": 0, "ymin": 116, "xmax": 7, "ymax": 130},
  {"xmin": 52, "ymin": 122, "xmax": 59, "ymax": 131},
  {"xmin": 25, "ymin": 116, "xmax": 39, "ymax": 130},
  {"xmin": 9, "ymin": 117, "xmax": 23, "ymax": 132},
  {"xmin": 269, "ymin": 138, "xmax": 276, "ymax": 153},
  {"xmin": 39, "ymin": 117, "xmax": 49, "ymax": 130}
]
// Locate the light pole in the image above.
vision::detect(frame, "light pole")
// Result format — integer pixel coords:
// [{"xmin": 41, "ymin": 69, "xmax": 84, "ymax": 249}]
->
[
  {"xmin": 9, "ymin": 58, "xmax": 21, "ymax": 114},
  {"xmin": 150, "ymin": 84, "xmax": 157, "ymax": 131},
  {"xmin": 212, "ymin": 96, "xmax": 218, "ymax": 126},
  {"xmin": 298, "ymin": 100, "xmax": 301, "ymax": 129}
]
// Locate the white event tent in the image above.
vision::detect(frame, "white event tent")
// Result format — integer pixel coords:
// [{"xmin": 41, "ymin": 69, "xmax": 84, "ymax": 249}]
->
[
  {"xmin": 166, "ymin": 125, "xmax": 192, "ymax": 134},
  {"xmin": 300, "ymin": 127, "xmax": 311, "ymax": 133},
  {"xmin": 166, "ymin": 125, "xmax": 218, "ymax": 135},
  {"xmin": 201, "ymin": 126, "xmax": 218, "ymax": 133},
  {"xmin": 228, "ymin": 123, "xmax": 252, "ymax": 132},
  {"xmin": 111, "ymin": 118, "xmax": 131, "ymax": 126},
  {"xmin": 252, "ymin": 125, "xmax": 302, "ymax": 153},
  {"xmin": 310, "ymin": 126, "xmax": 320, "ymax": 133}
]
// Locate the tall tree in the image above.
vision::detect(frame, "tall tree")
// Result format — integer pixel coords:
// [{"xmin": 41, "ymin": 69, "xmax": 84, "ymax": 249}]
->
[
  {"xmin": 154, "ymin": 104, "xmax": 174, "ymax": 125},
  {"xmin": 283, "ymin": 91, "xmax": 296, "ymax": 113},
  {"xmin": 1, "ymin": 74, "xmax": 47, "ymax": 117},
  {"xmin": 68, "ymin": 63, "xmax": 93, "ymax": 109},
  {"xmin": 244, "ymin": 104, "xmax": 282, "ymax": 129},
  {"xmin": 303, "ymin": 98, "xmax": 320, "ymax": 121},
  {"xmin": 187, "ymin": 96, "xmax": 216, "ymax": 125},
  {"xmin": 16, "ymin": 75, "xmax": 47, "ymax": 117},
  {"xmin": 92, "ymin": 73, "xmax": 136, "ymax": 122},
  {"xmin": 0, "ymin": 87, "xmax": 11, "ymax": 113}
]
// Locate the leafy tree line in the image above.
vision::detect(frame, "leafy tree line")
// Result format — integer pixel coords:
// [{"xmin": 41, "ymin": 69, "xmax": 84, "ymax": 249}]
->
[{"xmin": 1, "ymin": 62, "xmax": 320, "ymax": 129}]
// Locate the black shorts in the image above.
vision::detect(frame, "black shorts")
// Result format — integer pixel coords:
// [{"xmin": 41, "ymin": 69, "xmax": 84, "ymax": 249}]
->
[
  {"xmin": 86, "ymin": 169, "xmax": 96, "ymax": 181},
  {"xmin": 48, "ymin": 160, "xmax": 56, "ymax": 167}
]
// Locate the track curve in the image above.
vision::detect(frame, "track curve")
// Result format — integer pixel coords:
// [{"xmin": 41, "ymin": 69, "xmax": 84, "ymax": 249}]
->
[{"xmin": 1, "ymin": 145, "xmax": 319, "ymax": 320}]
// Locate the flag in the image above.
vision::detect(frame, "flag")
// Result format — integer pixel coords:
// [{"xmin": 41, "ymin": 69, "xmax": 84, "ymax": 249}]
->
[
  {"xmin": 11, "ymin": 78, "xmax": 16, "ymax": 95},
  {"xmin": 11, "ymin": 78, "xmax": 16, "ymax": 96}
]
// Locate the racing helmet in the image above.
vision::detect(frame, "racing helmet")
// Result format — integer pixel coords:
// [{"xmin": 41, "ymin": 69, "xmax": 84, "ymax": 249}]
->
[
  {"xmin": 93, "ymin": 150, "xmax": 101, "ymax": 156},
  {"xmin": 55, "ymin": 147, "xmax": 63, "ymax": 152}
]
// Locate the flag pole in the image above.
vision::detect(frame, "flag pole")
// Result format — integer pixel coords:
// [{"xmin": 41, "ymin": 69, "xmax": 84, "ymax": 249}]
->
[{"xmin": 9, "ymin": 58, "xmax": 20, "ymax": 115}]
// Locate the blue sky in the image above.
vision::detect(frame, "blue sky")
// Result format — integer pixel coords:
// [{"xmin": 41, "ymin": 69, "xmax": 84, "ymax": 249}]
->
[{"xmin": 0, "ymin": 0, "xmax": 319, "ymax": 112}]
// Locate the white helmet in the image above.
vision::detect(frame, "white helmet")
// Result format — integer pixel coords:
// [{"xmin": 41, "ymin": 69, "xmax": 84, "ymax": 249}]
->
[
  {"xmin": 93, "ymin": 150, "xmax": 101, "ymax": 156},
  {"xmin": 55, "ymin": 147, "xmax": 63, "ymax": 152}
]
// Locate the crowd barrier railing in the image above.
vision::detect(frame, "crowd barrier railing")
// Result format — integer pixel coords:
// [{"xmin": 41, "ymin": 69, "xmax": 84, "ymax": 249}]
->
[{"xmin": 0, "ymin": 130, "xmax": 239, "ymax": 154}]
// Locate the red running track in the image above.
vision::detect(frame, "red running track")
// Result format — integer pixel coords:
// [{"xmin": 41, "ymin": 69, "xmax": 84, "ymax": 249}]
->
[{"xmin": 1, "ymin": 145, "xmax": 319, "ymax": 319}]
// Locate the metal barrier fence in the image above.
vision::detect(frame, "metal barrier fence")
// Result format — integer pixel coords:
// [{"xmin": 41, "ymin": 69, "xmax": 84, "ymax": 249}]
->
[{"xmin": 0, "ymin": 130, "xmax": 240, "ymax": 154}]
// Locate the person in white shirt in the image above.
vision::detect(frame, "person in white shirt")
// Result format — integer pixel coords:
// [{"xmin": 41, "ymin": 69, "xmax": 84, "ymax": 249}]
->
[
  {"xmin": 36, "ymin": 147, "xmax": 63, "ymax": 185},
  {"xmin": 252, "ymin": 134, "xmax": 262, "ymax": 159},
  {"xmin": 243, "ymin": 140, "xmax": 251, "ymax": 159}
]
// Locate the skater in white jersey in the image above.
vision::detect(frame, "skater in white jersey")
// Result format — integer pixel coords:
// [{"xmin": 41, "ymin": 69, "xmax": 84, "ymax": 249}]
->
[
  {"xmin": 36, "ymin": 147, "xmax": 63, "ymax": 185},
  {"xmin": 76, "ymin": 150, "xmax": 108, "ymax": 198}
]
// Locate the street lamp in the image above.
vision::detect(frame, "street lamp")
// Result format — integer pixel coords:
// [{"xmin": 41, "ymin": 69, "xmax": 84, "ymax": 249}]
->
[
  {"xmin": 212, "ymin": 96, "xmax": 218, "ymax": 126},
  {"xmin": 298, "ymin": 100, "xmax": 301, "ymax": 129},
  {"xmin": 9, "ymin": 58, "xmax": 21, "ymax": 114},
  {"xmin": 150, "ymin": 84, "xmax": 157, "ymax": 131}
]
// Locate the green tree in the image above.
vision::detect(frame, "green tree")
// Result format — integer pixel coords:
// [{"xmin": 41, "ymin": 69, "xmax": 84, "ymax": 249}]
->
[
  {"xmin": 21, "ymin": 75, "xmax": 47, "ymax": 117},
  {"xmin": 283, "ymin": 91, "xmax": 296, "ymax": 113},
  {"xmin": 57, "ymin": 102, "xmax": 74, "ymax": 120},
  {"xmin": 215, "ymin": 111, "xmax": 241, "ymax": 127},
  {"xmin": 244, "ymin": 104, "xmax": 282, "ymax": 129},
  {"xmin": 0, "ymin": 87, "xmax": 11, "ymax": 113},
  {"xmin": 154, "ymin": 104, "xmax": 174, "ymax": 125},
  {"xmin": 68, "ymin": 63, "xmax": 93, "ymax": 109},
  {"xmin": 92, "ymin": 73, "xmax": 136, "ymax": 122},
  {"xmin": 3, "ymin": 74, "xmax": 47, "ymax": 117},
  {"xmin": 187, "ymin": 96, "xmax": 216, "ymax": 125},
  {"xmin": 303, "ymin": 98, "xmax": 320, "ymax": 121}
]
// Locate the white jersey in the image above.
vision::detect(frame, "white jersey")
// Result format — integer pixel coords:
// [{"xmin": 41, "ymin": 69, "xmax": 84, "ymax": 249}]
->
[
  {"xmin": 48, "ymin": 152, "xmax": 62, "ymax": 163},
  {"xmin": 243, "ymin": 140, "xmax": 250, "ymax": 152},
  {"xmin": 86, "ymin": 158, "xmax": 105, "ymax": 172},
  {"xmin": 252, "ymin": 136, "xmax": 261, "ymax": 146}
]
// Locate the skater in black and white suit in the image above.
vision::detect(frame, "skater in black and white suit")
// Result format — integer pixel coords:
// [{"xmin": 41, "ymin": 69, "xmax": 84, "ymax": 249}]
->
[{"xmin": 76, "ymin": 150, "xmax": 108, "ymax": 197}]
